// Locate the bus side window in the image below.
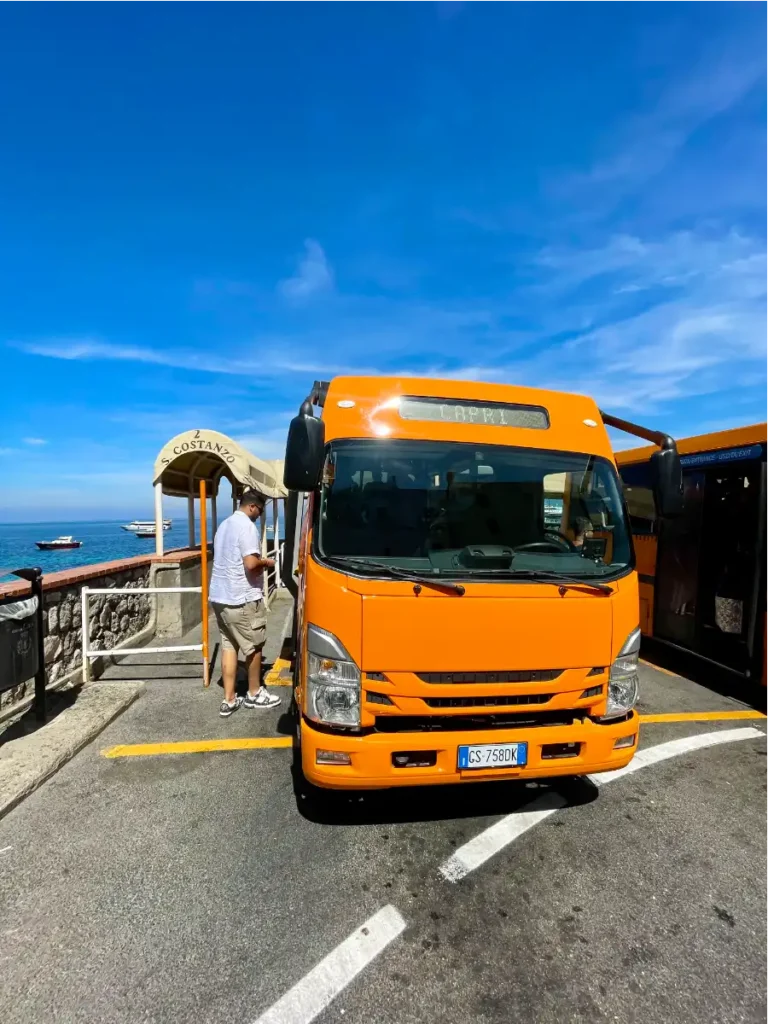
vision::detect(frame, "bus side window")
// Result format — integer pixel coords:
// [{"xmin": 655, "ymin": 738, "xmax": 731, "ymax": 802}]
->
[{"xmin": 620, "ymin": 463, "xmax": 657, "ymax": 535}]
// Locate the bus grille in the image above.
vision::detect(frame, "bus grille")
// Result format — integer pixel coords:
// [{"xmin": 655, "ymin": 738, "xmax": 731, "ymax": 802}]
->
[
  {"xmin": 374, "ymin": 710, "xmax": 584, "ymax": 733},
  {"xmin": 423, "ymin": 694, "xmax": 552, "ymax": 709},
  {"xmin": 416, "ymin": 670, "xmax": 562, "ymax": 685}
]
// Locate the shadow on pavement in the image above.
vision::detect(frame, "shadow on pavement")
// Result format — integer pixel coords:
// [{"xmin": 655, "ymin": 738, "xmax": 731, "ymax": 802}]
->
[
  {"xmin": 641, "ymin": 638, "xmax": 767, "ymax": 712},
  {"xmin": 0, "ymin": 685, "xmax": 81, "ymax": 749},
  {"xmin": 291, "ymin": 754, "xmax": 599, "ymax": 827}
]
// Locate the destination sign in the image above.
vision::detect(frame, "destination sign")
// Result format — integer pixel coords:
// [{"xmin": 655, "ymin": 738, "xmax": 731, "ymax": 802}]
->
[
  {"xmin": 680, "ymin": 444, "xmax": 763, "ymax": 468},
  {"xmin": 399, "ymin": 396, "xmax": 549, "ymax": 429}
]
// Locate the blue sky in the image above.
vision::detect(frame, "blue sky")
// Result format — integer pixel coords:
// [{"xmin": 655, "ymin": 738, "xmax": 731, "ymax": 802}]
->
[{"xmin": 1, "ymin": 2, "xmax": 765, "ymax": 521}]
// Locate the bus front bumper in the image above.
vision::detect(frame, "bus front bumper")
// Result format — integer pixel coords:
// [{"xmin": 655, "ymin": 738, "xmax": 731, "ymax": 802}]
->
[{"xmin": 300, "ymin": 712, "xmax": 639, "ymax": 790}]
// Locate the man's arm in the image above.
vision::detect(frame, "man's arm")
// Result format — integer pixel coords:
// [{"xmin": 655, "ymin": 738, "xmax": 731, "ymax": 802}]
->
[
  {"xmin": 243, "ymin": 553, "xmax": 274, "ymax": 571},
  {"xmin": 239, "ymin": 521, "xmax": 274, "ymax": 572}
]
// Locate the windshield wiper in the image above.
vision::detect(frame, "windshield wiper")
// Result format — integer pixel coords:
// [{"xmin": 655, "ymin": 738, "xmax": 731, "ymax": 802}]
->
[
  {"xmin": 443, "ymin": 567, "xmax": 612, "ymax": 595},
  {"xmin": 325, "ymin": 556, "xmax": 465, "ymax": 595}
]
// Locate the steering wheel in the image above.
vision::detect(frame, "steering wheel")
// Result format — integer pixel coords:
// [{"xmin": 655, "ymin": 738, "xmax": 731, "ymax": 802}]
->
[{"xmin": 514, "ymin": 533, "xmax": 574, "ymax": 553}]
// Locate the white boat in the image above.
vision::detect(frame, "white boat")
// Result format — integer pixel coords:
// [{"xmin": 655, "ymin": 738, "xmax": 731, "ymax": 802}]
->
[
  {"xmin": 134, "ymin": 528, "xmax": 157, "ymax": 539},
  {"xmin": 122, "ymin": 520, "xmax": 172, "ymax": 533},
  {"xmin": 36, "ymin": 535, "xmax": 82, "ymax": 550}
]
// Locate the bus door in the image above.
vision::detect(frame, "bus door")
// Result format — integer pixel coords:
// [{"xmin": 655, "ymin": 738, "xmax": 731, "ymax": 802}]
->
[
  {"xmin": 696, "ymin": 456, "xmax": 765, "ymax": 676},
  {"xmin": 655, "ymin": 453, "xmax": 765, "ymax": 676},
  {"xmin": 654, "ymin": 471, "xmax": 705, "ymax": 650}
]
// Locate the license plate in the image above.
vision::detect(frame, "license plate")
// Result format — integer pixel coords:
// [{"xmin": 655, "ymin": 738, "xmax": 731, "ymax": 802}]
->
[{"xmin": 458, "ymin": 741, "xmax": 528, "ymax": 770}]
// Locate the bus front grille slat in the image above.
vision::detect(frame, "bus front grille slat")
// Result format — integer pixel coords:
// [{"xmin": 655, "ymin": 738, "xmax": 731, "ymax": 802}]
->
[
  {"xmin": 423, "ymin": 694, "xmax": 552, "ymax": 709},
  {"xmin": 375, "ymin": 710, "xmax": 584, "ymax": 733},
  {"xmin": 416, "ymin": 670, "xmax": 563, "ymax": 685}
]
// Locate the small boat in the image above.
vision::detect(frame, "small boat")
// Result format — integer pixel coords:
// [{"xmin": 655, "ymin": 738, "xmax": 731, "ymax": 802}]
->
[
  {"xmin": 36, "ymin": 536, "xmax": 82, "ymax": 550},
  {"xmin": 134, "ymin": 527, "xmax": 157, "ymax": 539},
  {"xmin": 122, "ymin": 519, "xmax": 172, "ymax": 532}
]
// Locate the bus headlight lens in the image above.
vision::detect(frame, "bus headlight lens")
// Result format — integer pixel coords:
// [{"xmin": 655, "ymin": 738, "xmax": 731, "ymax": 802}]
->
[
  {"xmin": 306, "ymin": 625, "xmax": 361, "ymax": 728},
  {"xmin": 602, "ymin": 627, "xmax": 641, "ymax": 720}
]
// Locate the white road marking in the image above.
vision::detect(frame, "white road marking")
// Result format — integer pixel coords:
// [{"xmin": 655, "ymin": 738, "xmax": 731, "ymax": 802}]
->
[
  {"xmin": 588, "ymin": 727, "xmax": 765, "ymax": 787},
  {"xmin": 252, "ymin": 905, "xmax": 406, "ymax": 1024},
  {"xmin": 439, "ymin": 726, "xmax": 764, "ymax": 882},
  {"xmin": 439, "ymin": 791, "xmax": 567, "ymax": 882}
]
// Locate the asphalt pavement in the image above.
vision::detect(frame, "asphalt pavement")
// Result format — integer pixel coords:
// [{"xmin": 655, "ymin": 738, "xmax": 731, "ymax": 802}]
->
[{"xmin": 0, "ymin": 606, "xmax": 765, "ymax": 1024}]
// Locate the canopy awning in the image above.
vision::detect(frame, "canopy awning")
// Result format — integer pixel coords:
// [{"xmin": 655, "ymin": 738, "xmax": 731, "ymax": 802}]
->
[{"xmin": 153, "ymin": 429, "xmax": 287, "ymax": 499}]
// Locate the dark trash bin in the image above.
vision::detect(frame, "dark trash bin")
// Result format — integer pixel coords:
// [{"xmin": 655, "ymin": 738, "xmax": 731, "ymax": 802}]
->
[{"xmin": 0, "ymin": 595, "xmax": 40, "ymax": 693}]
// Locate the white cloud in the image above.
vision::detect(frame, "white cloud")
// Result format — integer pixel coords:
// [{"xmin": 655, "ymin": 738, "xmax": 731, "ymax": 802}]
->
[
  {"xmin": 562, "ymin": 53, "xmax": 765, "ymax": 199},
  {"xmin": 9, "ymin": 223, "xmax": 763, "ymax": 445},
  {"xmin": 278, "ymin": 239, "xmax": 334, "ymax": 301},
  {"xmin": 22, "ymin": 437, "xmax": 47, "ymax": 446},
  {"xmin": 535, "ymin": 229, "xmax": 765, "ymax": 299},
  {"xmin": 13, "ymin": 338, "xmax": 257, "ymax": 376},
  {"xmin": 235, "ymin": 429, "xmax": 291, "ymax": 461}
]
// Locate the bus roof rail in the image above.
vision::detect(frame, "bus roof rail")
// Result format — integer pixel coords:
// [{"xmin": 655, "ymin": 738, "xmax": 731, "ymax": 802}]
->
[{"xmin": 600, "ymin": 411, "xmax": 677, "ymax": 452}]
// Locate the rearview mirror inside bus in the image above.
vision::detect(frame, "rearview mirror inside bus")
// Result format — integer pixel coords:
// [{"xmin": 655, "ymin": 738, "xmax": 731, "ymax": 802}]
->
[
  {"xmin": 650, "ymin": 447, "xmax": 684, "ymax": 518},
  {"xmin": 284, "ymin": 411, "xmax": 325, "ymax": 492}
]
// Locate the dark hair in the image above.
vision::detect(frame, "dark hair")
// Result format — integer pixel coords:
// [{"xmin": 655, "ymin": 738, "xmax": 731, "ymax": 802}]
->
[{"xmin": 240, "ymin": 489, "xmax": 266, "ymax": 509}]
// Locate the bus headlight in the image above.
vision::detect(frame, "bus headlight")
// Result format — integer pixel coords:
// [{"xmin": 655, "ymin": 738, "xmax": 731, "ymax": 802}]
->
[
  {"xmin": 602, "ymin": 627, "xmax": 641, "ymax": 720},
  {"xmin": 306, "ymin": 624, "xmax": 361, "ymax": 728}
]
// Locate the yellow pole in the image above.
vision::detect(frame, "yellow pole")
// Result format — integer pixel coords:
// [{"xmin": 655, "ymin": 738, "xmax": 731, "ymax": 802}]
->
[{"xmin": 199, "ymin": 479, "xmax": 210, "ymax": 687}]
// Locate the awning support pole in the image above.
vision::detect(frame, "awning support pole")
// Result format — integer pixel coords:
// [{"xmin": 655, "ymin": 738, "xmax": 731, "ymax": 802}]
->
[
  {"xmin": 154, "ymin": 482, "xmax": 164, "ymax": 557},
  {"xmin": 188, "ymin": 495, "xmax": 195, "ymax": 548},
  {"xmin": 199, "ymin": 479, "xmax": 210, "ymax": 687},
  {"xmin": 211, "ymin": 465, "xmax": 225, "ymax": 539}
]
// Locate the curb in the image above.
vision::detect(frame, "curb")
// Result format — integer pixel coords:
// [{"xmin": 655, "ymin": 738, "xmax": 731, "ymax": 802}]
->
[{"xmin": 0, "ymin": 682, "xmax": 145, "ymax": 821}]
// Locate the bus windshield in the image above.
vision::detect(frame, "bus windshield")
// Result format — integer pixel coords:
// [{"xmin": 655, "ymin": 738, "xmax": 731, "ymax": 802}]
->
[{"xmin": 317, "ymin": 439, "xmax": 632, "ymax": 580}]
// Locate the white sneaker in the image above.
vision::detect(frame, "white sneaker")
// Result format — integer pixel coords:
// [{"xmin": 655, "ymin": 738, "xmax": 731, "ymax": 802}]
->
[
  {"xmin": 219, "ymin": 696, "xmax": 244, "ymax": 717},
  {"xmin": 244, "ymin": 687, "xmax": 282, "ymax": 710}
]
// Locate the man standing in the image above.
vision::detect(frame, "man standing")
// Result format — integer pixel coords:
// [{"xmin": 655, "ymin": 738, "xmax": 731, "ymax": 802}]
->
[{"xmin": 209, "ymin": 489, "xmax": 282, "ymax": 717}]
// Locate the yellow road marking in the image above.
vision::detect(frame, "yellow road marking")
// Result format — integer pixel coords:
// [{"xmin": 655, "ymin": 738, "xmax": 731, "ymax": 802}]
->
[
  {"xmin": 263, "ymin": 657, "xmax": 293, "ymax": 686},
  {"xmin": 639, "ymin": 659, "xmax": 680, "ymax": 678},
  {"xmin": 640, "ymin": 710, "xmax": 766, "ymax": 724},
  {"xmin": 102, "ymin": 737, "xmax": 293, "ymax": 758},
  {"xmin": 101, "ymin": 710, "xmax": 766, "ymax": 758}
]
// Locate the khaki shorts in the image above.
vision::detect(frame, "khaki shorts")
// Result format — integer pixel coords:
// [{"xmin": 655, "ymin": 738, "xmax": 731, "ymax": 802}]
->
[{"xmin": 211, "ymin": 600, "xmax": 267, "ymax": 657}]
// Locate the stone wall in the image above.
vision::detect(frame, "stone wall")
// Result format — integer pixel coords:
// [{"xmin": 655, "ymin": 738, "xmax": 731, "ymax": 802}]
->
[
  {"xmin": 45, "ymin": 565, "xmax": 152, "ymax": 685},
  {"xmin": 0, "ymin": 548, "xmax": 205, "ymax": 717}
]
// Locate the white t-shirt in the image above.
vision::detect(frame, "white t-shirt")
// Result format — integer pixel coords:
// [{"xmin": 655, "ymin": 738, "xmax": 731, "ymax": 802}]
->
[{"xmin": 209, "ymin": 510, "xmax": 264, "ymax": 605}]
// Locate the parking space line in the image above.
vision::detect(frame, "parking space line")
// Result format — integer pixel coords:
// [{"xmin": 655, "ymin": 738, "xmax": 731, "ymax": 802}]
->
[
  {"xmin": 589, "ymin": 726, "xmax": 765, "ymax": 786},
  {"xmin": 100, "ymin": 711, "xmax": 766, "ymax": 759},
  {"xmin": 439, "ymin": 726, "xmax": 764, "ymax": 882},
  {"xmin": 640, "ymin": 710, "xmax": 766, "ymax": 723},
  {"xmin": 101, "ymin": 737, "xmax": 292, "ymax": 758},
  {"xmin": 440, "ymin": 792, "xmax": 567, "ymax": 882},
  {"xmin": 252, "ymin": 905, "xmax": 406, "ymax": 1024}
]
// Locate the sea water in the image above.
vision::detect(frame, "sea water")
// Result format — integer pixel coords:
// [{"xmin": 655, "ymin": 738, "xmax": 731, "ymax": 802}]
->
[{"xmin": 0, "ymin": 521, "xmax": 202, "ymax": 581}]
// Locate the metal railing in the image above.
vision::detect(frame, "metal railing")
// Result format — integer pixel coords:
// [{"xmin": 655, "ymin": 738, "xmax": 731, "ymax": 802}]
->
[
  {"xmin": 82, "ymin": 535, "xmax": 285, "ymax": 686},
  {"xmin": 264, "ymin": 541, "xmax": 285, "ymax": 601},
  {"xmin": 81, "ymin": 585, "xmax": 204, "ymax": 683}
]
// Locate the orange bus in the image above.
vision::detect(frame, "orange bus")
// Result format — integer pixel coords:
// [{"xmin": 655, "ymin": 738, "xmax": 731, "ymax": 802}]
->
[
  {"xmin": 617, "ymin": 423, "xmax": 766, "ymax": 686},
  {"xmin": 282, "ymin": 377, "xmax": 682, "ymax": 792}
]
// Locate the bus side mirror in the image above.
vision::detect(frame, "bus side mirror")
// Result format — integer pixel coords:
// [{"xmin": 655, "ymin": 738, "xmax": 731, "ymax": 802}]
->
[
  {"xmin": 650, "ymin": 448, "xmax": 684, "ymax": 518},
  {"xmin": 284, "ymin": 410, "xmax": 325, "ymax": 492}
]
